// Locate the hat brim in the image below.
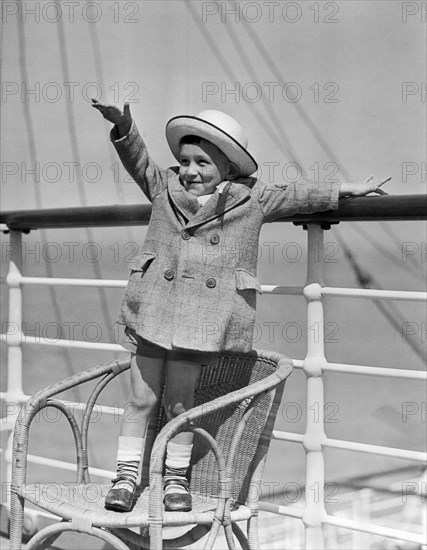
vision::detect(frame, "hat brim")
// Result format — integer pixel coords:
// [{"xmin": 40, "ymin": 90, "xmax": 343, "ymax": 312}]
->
[{"xmin": 165, "ymin": 115, "xmax": 258, "ymax": 177}]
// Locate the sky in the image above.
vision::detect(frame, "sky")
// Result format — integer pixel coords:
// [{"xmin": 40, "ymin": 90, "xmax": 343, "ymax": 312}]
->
[
  {"xmin": 1, "ymin": 0, "xmax": 426, "ymax": 493},
  {"xmin": 1, "ymin": 0, "xmax": 426, "ymax": 209}
]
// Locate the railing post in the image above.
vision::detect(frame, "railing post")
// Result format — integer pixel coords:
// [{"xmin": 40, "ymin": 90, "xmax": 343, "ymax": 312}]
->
[
  {"xmin": 5, "ymin": 230, "xmax": 25, "ymax": 403},
  {"xmin": 302, "ymin": 224, "xmax": 327, "ymax": 549},
  {"xmin": 4, "ymin": 230, "xmax": 26, "ymax": 507},
  {"xmin": 352, "ymin": 488, "xmax": 371, "ymax": 548}
]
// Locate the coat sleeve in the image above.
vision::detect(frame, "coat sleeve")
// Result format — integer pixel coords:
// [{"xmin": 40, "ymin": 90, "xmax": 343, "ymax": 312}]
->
[
  {"xmin": 257, "ymin": 180, "xmax": 341, "ymax": 222},
  {"xmin": 110, "ymin": 122, "xmax": 170, "ymax": 202}
]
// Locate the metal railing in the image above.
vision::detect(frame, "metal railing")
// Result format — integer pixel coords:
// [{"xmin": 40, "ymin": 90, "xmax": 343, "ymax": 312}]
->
[{"xmin": 1, "ymin": 195, "xmax": 426, "ymax": 549}]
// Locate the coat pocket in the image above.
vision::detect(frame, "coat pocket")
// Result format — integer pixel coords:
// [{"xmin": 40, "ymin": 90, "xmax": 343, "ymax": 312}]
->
[
  {"xmin": 128, "ymin": 251, "xmax": 157, "ymax": 272},
  {"xmin": 235, "ymin": 268, "xmax": 263, "ymax": 294}
]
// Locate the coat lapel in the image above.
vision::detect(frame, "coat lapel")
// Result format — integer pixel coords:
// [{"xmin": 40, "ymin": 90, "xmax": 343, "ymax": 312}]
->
[
  {"xmin": 185, "ymin": 180, "xmax": 253, "ymax": 230},
  {"xmin": 168, "ymin": 176, "xmax": 254, "ymax": 229},
  {"xmin": 168, "ymin": 176, "xmax": 201, "ymax": 223}
]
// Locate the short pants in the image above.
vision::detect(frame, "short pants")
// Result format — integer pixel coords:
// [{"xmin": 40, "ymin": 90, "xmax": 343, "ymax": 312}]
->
[{"xmin": 122, "ymin": 326, "xmax": 217, "ymax": 365}]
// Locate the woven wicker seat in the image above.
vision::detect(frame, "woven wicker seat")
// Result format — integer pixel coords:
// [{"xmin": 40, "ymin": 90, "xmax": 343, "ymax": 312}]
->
[{"xmin": 10, "ymin": 350, "xmax": 293, "ymax": 550}]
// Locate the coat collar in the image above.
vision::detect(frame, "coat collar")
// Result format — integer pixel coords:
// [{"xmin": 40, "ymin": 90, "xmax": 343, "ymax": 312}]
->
[
  {"xmin": 167, "ymin": 175, "xmax": 254, "ymax": 230},
  {"xmin": 168, "ymin": 174, "xmax": 200, "ymax": 221}
]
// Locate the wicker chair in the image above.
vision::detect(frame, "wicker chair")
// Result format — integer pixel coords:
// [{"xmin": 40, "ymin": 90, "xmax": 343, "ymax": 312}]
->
[{"xmin": 10, "ymin": 350, "xmax": 293, "ymax": 550}]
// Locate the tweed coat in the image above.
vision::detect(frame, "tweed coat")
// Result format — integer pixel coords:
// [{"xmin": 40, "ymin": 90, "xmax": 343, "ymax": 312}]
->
[{"xmin": 112, "ymin": 123, "xmax": 340, "ymax": 353}]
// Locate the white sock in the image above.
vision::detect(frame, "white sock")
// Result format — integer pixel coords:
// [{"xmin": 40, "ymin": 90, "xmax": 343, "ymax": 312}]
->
[
  {"xmin": 164, "ymin": 441, "xmax": 193, "ymax": 495},
  {"xmin": 165, "ymin": 441, "xmax": 193, "ymax": 469},
  {"xmin": 117, "ymin": 436, "xmax": 144, "ymax": 462},
  {"xmin": 114, "ymin": 436, "xmax": 144, "ymax": 490}
]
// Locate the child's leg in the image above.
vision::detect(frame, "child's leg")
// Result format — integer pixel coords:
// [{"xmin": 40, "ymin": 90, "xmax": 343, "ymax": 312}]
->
[
  {"xmin": 163, "ymin": 357, "xmax": 201, "ymax": 433},
  {"xmin": 105, "ymin": 352, "xmax": 164, "ymax": 512},
  {"xmin": 162, "ymin": 357, "xmax": 202, "ymax": 512},
  {"xmin": 121, "ymin": 352, "xmax": 165, "ymax": 438}
]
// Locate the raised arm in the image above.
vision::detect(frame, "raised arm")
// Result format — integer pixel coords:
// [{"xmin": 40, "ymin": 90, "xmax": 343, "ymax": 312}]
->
[
  {"xmin": 91, "ymin": 100, "xmax": 169, "ymax": 202},
  {"xmin": 92, "ymin": 99, "xmax": 132, "ymax": 137}
]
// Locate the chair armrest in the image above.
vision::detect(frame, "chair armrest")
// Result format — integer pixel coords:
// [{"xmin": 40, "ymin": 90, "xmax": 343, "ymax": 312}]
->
[
  {"xmin": 15, "ymin": 358, "xmax": 130, "ymax": 427},
  {"xmin": 11, "ymin": 357, "xmax": 130, "ymax": 490}
]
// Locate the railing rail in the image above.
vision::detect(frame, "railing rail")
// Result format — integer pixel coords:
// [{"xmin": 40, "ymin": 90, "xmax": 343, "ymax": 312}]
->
[
  {"xmin": 1, "ymin": 194, "xmax": 426, "ymax": 230},
  {"xmin": 1, "ymin": 198, "xmax": 426, "ymax": 549}
]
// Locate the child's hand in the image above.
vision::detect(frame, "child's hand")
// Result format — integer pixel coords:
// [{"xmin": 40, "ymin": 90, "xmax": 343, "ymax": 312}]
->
[
  {"xmin": 91, "ymin": 100, "xmax": 132, "ymax": 137},
  {"xmin": 339, "ymin": 175, "xmax": 391, "ymax": 197}
]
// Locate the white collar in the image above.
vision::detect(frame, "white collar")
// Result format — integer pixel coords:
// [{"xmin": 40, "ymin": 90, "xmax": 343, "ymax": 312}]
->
[
  {"xmin": 216, "ymin": 180, "xmax": 228, "ymax": 193},
  {"xmin": 196, "ymin": 180, "xmax": 229, "ymax": 205}
]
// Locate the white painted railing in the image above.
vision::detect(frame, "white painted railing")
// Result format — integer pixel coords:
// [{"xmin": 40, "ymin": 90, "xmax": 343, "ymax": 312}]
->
[{"xmin": 1, "ymin": 224, "xmax": 426, "ymax": 549}]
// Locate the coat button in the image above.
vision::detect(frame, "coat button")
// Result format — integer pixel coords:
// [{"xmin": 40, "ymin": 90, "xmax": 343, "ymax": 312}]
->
[
  {"xmin": 210, "ymin": 234, "xmax": 220, "ymax": 245},
  {"xmin": 181, "ymin": 230, "xmax": 191, "ymax": 240},
  {"xmin": 206, "ymin": 277, "xmax": 216, "ymax": 288},
  {"xmin": 164, "ymin": 269, "xmax": 175, "ymax": 281}
]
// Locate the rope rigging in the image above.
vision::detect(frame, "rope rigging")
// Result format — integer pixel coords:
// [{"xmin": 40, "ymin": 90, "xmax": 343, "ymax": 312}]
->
[
  {"xmin": 16, "ymin": 0, "xmax": 82, "ymax": 402},
  {"xmin": 225, "ymin": 0, "xmax": 424, "ymax": 284},
  {"xmin": 55, "ymin": 2, "xmax": 116, "ymax": 343},
  {"xmin": 185, "ymin": 1, "xmax": 300, "ymax": 164},
  {"xmin": 187, "ymin": 0, "xmax": 426, "ymax": 366},
  {"xmin": 335, "ymin": 233, "xmax": 426, "ymax": 363}
]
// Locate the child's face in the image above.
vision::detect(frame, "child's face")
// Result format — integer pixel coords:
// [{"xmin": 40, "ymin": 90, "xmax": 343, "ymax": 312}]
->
[{"xmin": 179, "ymin": 139, "xmax": 231, "ymax": 197}]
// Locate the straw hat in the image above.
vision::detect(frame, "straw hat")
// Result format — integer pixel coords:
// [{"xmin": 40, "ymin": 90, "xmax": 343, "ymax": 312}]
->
[{"xmin": 165, "ymin": 110, "xmax": 258, "ymax": 177}]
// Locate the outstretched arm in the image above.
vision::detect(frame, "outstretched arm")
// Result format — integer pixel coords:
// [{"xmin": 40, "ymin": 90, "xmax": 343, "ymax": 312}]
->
[
  {"xmin": 258, "ymin": 174, "xmax": 392, "ymax": 223},
  {"xmin": 339, "ymin": 175, "xmax": 391, "ymax": 197}
]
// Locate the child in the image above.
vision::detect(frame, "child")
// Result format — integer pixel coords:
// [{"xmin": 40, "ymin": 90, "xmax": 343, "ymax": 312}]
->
[{"xmin": 92, "ymin": 99, "xmax": 390, "ymax": 513}]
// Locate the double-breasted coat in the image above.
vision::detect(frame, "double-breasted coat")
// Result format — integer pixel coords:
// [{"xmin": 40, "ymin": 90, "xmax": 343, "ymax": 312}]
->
[{"xmin": 112, "ymin": 123, "xmax": 340, "ymax": 353}]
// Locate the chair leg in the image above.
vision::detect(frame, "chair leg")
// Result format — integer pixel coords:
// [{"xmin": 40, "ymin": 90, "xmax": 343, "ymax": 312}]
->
[
  {"xmin": 163, "ymin": 525, "xmax": 211, "ymax": 548},
  {"xmin": 221, "ymin": 499, "xmax": 239, "ymax": 550},
  {"xmin": 24, "ymin": 523, "xmax": 131, "ymax": 550},
  {"xmin": 30, "ymin": 517, "xmax": 69, "ymax": 550},
  {"xmin": 9, "ymin": 493, "xmax": 25, "ymax": 550},
  {"xmin": 232, "ymin": 523, "xmax": 250, "ymax": 550},
  {"xmin": 112, "ymin": 524, "xmax": 212, "ymax": 550},
  {"xmin": 109, "ymin": 527, "xmax": 150, "ymax": 550},
  {"xmin": 202, "ymin": 515, "xmax": 223, "ymax": 550},
  {"xmin": 32, "ymin": 531, "xmax": 62, "ymax": 550},
  {"xmin": 149, "ymin": 521, "xmax": 163, "ymax": 550},
  {"xmin": 247, "ymin": 515, "xmax": 260, "ymax": 550},
  {"xmin": 223, "ymin": 519, "xmax": 238, "ymax": 550}
]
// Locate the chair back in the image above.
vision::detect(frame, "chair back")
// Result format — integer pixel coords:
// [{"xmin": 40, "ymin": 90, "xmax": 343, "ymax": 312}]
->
[{"xmin": 140, "ymin": 351, "xmax": 291, "ymax": 505}]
